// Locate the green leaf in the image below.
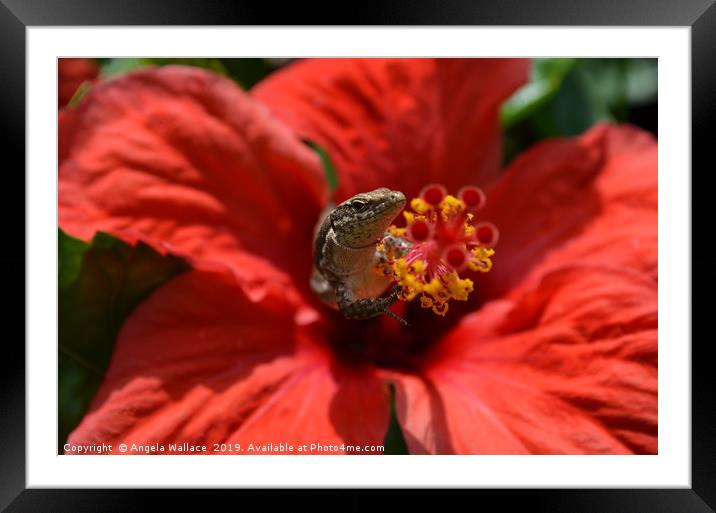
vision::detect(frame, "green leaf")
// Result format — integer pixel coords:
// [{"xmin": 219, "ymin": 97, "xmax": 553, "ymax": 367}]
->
[
  {"xmin": 99, "ymin": 58, "xmax": 146, "ymax": 77},
  {"xmin": 501, "ymin": 58, "xmax": 657, "ymax": 165},
  {"xmin": 58, "ymin": 230, "xmax": 89, "ymax": 288},
  {"xmin": 219, "ymin": 58, "xmax": 282, "ymax": 90},
  {"xmin": 97, "ymin": 58, "xmax": 284, "ymax": 90},
  {"xmin": 548, "ymin": 65, "xmax": 614, "ymax": 136},
  {"xmin": 144, "ymin": 58, "xmax": 230, "ymax": 76},
  {"xmin": 624, "ymin": 59, "xmax": 658, "ymax": 105},
  {"xmin": 99, "ymin": 57, "xmax": 228, "ymax": 78},
  {"xmin": 501, "ymin": 58, "xmax": 577, "ymax": 129},
  {"xmin": 382, "ymin": 382, "xmax": 409, "ymax": 454},
  {"xmin": 65, "ymin": 80, "xmax": 93, "ymax": 109},
  {"xmin": 58, "ymin": 230, "xmax": 188, "ymax": 451},
  {"xmin": 305, "ymin": 141, "xmax": 339, "ymax": 193}
]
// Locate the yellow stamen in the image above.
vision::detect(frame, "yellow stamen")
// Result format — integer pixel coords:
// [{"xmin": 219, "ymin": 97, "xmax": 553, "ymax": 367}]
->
[
  {"xmin": 385, "ymin": 187, "xmax": 497, "ymax": 318},
  {"xmin": 439, "ymin": 195, "xmax": 465, "ymax": 220},
  {"xmin": 469, "ymin": 247, "xmax": 495, "ymax": 273},
  {"xmin": 391, "ymin": 259, "xmax": 475, "ymax": 316},
  {"xmin": 422, "ymin": 277, "xmax": 443, "ymax": 296},
  {"xmin": 445, "ymin": 272, "xmax": 474, "ymax": 301},
  {"xmin": 387, "ymin": 226, "xmax": 407, "ymax": 237},
  {"xmin": 410, "ymin": 259, "xmax": 426, "ymax": 274},
  {"xmin": 391, "ymin": 258, "xmax": 421, "ymax": 301},
  {"xmin": 410, "ymin": 197, "xmax": 432, "ymax": 215},
  {"xmin": 464, "ymin": 213, "xmax": 476, "ymax": 236},
  {"xmin": 432, "ymin": 302, "xmax": 449, "ymax": 316}
]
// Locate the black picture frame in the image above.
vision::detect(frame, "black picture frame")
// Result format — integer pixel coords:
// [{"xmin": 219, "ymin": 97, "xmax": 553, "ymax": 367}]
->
[{"xmin": 2, "ymin": 1, "xmax": 712, "ymax": 510}]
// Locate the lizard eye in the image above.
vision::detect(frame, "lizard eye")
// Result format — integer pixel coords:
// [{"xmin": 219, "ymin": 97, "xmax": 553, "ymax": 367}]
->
[{"xmin": 351, "ymin": 199, "xmax": 368, "ymax": 211}]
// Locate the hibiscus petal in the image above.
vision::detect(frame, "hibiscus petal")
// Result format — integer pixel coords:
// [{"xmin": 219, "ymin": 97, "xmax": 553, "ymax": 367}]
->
[
  {"xmin": 253, "ymin": 58, "xmax": 529, "ymax": 201},
  {"xmin": 479, "ymin": 123, "xmax": 657, "ymax": 300},
  {"xmin": 394, "ymin": 265, "xmax": 657, "ymax": 454},
  {"xmin": 58, "ymin": 58, "xmax": 99, "ymax": 108},
  {"xmin": 67, "ymin": 268, "xmax": 388, "ymax": 453},
  {"xmin": 224, "ymin": 360, "xmax": 389, "ymax": 453},
  {"xmin": 59, "ymin": 65, "xmax": 327, "ymax": 293}
]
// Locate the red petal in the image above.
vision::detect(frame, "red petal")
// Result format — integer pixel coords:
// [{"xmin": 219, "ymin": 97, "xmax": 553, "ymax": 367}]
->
[
  {"xmin": 479, "ymin": 123, "xmax": 657, "ymax": 300},
  {"xmin": 58, "ymin": 58, "xmax": 99, "ymax": 108},
  {"xmin": 395, "ymin": 265, "xmax": 657, "ymax": 454},
  {"xmin": 225, "ymin": 361, "xmax": 388, "ymax": 453},
  {"xmin": 59, "ymin": 66, "xmax": 327, "ymax": 291},
  {"xmin": 67, "ymin": 269, "xmax": 388, "ymax": 453},
  {"xmin": 253, "ymin": 58, "xmax": 528, "ymax": 201}
]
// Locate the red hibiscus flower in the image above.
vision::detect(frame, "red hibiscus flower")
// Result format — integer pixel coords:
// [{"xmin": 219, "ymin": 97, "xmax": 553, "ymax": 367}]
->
[
  {"xmin": 58, "ymin": 58, "xmax": 99, "ymax": 109},
  {"xmin": 59, "ymin": 59, "xmax": 657, "ymax": 454}
]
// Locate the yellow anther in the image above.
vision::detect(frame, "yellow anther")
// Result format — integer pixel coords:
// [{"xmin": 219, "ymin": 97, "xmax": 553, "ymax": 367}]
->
[
  {"xmin": 410, "ymin": 259, "xmax": 426, "ymax": 274},
  {"xmin": 432, "ymin": 302, "xmax": 449, "ymax": 316},
  {"xmin": 402, "ymin": 289, "xmax": 418, "ymax": 301},
  {"xmin": 445, "ymin": 272, "xmax": 473, "ymax": 301},
  {"xmin": 439, "ymin": 195, "xmax": 465, "ymax": 220},
  {"xmin": 464, "ymin": 213, "xmax": 476, "ymax": 236},
  {"xmin": 474, "ymin": 247, "xmax": 495, "ymax": 258},
  {"xmin": 469, "ymin": 247, "xmax": 495, "ymax": 273},
  {"xmin": 392, "ymin": 257, "xmax": 409, "ymax": 273},
  {"xmin": 422, "ymin": 278, "xmax": 444, "ymax": 296},
  {"xmin": 410, "ymin": 197, "xmax": 432, "ymax": 215},
  {"xmin": 386, "ymin": 188, "xmax": 496, "ymax": 318},
  {"xmin": 387, "ymin": 226, "xmax": 407, "ymax": 237}
]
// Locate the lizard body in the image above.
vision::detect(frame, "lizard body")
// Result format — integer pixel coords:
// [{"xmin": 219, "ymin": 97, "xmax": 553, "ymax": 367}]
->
[{"xmin": 311, "ymin": 188, "xmax": 410, "ymax": 325}]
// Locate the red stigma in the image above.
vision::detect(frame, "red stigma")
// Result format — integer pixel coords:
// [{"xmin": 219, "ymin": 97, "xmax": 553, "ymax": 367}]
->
[
  {"xmin": 408, "ymin": 219, "xmax": 432, "ymax": 242},
  {"xmin": 475, "ymin": 222, "xmax": 499, "ymax": 246},
  {"xmin": 420, "ymin": 184, "xmax": 447, "ymax": 206},
  {"xmin": 444, "ymin": 245, "xmax": 469, "ymax": 271},
  {"xmin": 387, "ymin": 184, "xmax": 498, "ymax": 316},
  {"xmin": 458, "ymin": 186, "xmax": 485, "ymax": 211}
]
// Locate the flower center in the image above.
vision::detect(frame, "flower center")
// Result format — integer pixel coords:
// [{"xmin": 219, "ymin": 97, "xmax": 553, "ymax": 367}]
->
[{"xmin": 380, "ymin": 184, "xmax": 497, "ymax": 317}]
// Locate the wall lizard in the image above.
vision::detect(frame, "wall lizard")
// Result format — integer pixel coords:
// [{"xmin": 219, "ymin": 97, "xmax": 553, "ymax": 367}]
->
[{"xmin": 310, "ymin": 188, "xmax": 411, "ymax": 326}]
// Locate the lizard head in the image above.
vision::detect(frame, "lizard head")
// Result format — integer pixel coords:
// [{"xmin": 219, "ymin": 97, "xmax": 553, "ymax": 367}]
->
[{"xmin": 330, "ymin": 188, "xmax": 406, "ymax": 248}]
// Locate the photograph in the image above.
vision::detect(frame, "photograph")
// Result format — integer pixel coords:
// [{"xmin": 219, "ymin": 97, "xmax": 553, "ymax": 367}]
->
[{"xmin": 57, "ymin": 57, "xmax": 659, "ymax": 456}]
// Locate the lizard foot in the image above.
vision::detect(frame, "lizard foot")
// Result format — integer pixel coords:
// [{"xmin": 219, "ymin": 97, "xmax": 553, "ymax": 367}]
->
[
  {"xmin": 381, "ymin": 306, "xmax": 410, "ymax": 327},
  {"xmin": 336, "ymin": 283, "xmax": 409, "ymax": 326}
]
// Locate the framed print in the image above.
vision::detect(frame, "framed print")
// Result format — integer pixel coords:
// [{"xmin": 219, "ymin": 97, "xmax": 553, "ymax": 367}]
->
[{"xmin": 3, "ymin": 0, "xmax": 713, "ymax": 510}]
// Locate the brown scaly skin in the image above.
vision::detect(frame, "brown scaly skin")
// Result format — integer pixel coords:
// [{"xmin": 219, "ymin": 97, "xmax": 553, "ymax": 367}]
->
[{"xmin": 311, "ymin": 188, "xmax": 410, "ymax": 326}]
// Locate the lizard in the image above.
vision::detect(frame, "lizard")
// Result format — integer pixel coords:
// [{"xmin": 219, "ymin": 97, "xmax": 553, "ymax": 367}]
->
[{"xmin": 310, "ymin": 187, "xmax": 412, "ymax": 326}]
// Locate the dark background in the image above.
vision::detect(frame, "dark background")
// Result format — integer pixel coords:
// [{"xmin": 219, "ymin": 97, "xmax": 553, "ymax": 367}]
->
[{"xmin": 1, "ymin": 0, "xmax": 712, "ymax": 510}]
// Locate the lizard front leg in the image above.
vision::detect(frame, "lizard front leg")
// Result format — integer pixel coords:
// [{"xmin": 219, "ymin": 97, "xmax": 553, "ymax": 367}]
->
[
  {"xmin": 375, "ymin": 234, "xmax": 413, "ymax": 277},
  {"xmin": 334, "ymin": 282, "xmax": 409, "ymax": 326}
]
